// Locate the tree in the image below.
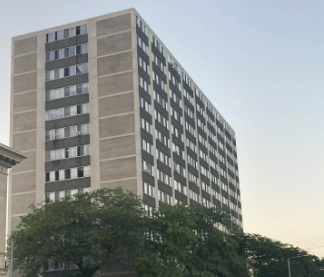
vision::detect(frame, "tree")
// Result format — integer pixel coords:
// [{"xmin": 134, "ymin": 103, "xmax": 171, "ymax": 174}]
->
[
  {"xmin": 135, "ymin": 203, "xmax": 249, "ymax": 277},
  {"xmin": 7, "ymin": 188, "xmax": 145, "ymax": 277},
  {"xmin": 237, "ymin": 233, "xmax": 324, "ymax": 277}
]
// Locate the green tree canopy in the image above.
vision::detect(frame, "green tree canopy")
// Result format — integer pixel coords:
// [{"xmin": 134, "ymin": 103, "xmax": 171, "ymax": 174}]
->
[
  {"xmin": 135, "ymin": 203, "xmax": 249, "ymax": 277},
  {"xmin": 7, "ymin": 188, "xmax": 324, "ymax": 277},
  {"xmin": 7, "ymin": 188, "xmax": 145, "ymax": 277},
  {"xmin": 238, "ymin": 233, "xmax": 324, "ymax": 277}
]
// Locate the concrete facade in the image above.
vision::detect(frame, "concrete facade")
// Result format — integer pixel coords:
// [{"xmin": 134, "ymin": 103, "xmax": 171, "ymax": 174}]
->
[{"xmin": 9, "ymin": 8, "xmax": 243, "ymax": 276}]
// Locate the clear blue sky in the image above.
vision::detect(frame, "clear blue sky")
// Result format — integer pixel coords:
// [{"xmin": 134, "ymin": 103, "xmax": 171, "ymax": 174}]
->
[{"xmin": 1, "ymin": 0, "xmax": 323, "ymax": 256}]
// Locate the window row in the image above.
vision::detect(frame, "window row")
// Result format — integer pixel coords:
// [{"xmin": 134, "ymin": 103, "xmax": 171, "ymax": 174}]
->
[
  {"xmin": 45, "ymin": 166, "xmax": 90, "ymax": 182},
  {"xmin": 171, "ymin": 107, "xmax": 182, "ymax": 124},
  {"xmin": 140, "ymin": 97, "xmax": 151, "ymax": 113},
  {"xmin": 184, "ymin": 105, "xmax": 194, "ymax": 119},
  {"xmin": 155, "ymin": 129, "xmax": 169, "ymax": 147},
  {"xmin": 136, "ymin": 16, "xmax": 148, "ymax": 35},
  {"xmin": 156, "ymin": 149, "xmax": 170, "ymax": 166},
  {"xmin": 154, "ymin": 90, "xmax": 167, "ymax": 110},
  {"xmin": 183, "ymin": 72, "xmax": 192, "ymax": 88},
  {"xmin": 138, "ymin": 75, "xmax": 150, "ymax": 94},
  {"xmin": 157, "ymin": 169, "xmax": 171, "ymax": 185},
  {"xmin": 172, "ymin": 125, "xmax": 183, "ymax": 141},
  {"xmin": 153, "ymin": 72, "xmax": 166, "ymax": 92},
  {"xmin": 170, "ymin": 89, "xmax": 182, "ymax": 108},
  {"xmin": 183, "ymin": 88, "xmax": 193, "ymax": 105},
  {"xmin": 168, "ymin": 55, "xmax": 179, "ymax": 73},
  {"xmin": 143, "ymin": 181, "xmax": 154, "ymax": 196},
  {"xmin": 46, "ymin": 83, "xmax": 88, "ymax": 101},
  {"xmin": 169, "ymin": 72, "xmax": 181, "ymax": 90},
  {"xmin": 138, "ymin": 55, "xmax": 149, "ymax": 74},
  {"xmin": 46, "ymin": 24, "xmax": 87, "ymax": 42},
  {"xmin": 151, "ymin": 35, "xmax": 164, "ymax": 56},
  {"xmin": 46, "ymin": 43, "xmax": 87, "ymax": 61},
  {"xmin": 155, "ymin": 110, "xmax": 168, "ymax": 128},
  {"xmin": 137, "ymin": 35, "xmax": 148, "ymax": 54},
  {"xmin": 46, "ymin": 123, "xmax": 89, "ymax": 141},
  {"xmin": 140, "ymin": 117, "xmax": 151, "ymax": 134},
  {"xmin": 187, "ymin": 154, "xmax": 197, "ymax": 169},
  {"xmin": 45, "ymin": 261, "xmax": 78, "ymax": 271},
  {"xmin": 141, "ymin": 138, "xmax": 152, "ymax": 154},
  {"xmin": 152, "ymin": 53, "xmax": 165, "ymax": 73},
  {"xmin": 159, "ymin": 190, "xmax": 171, "ymax": 204},
  {"xmin": 45, "ymin": 187, "xmax": 90, "ymax": 203},
  {"xmin": 174, "ymin": 180, "xmax": 186, "ymax": 194},
  {"xmin": 45, "ymin": 145, "xmax": 90, "ymax": 161},
  {"xmin": 45, "ymin": 103, "xmax": 89, "ymax": 121},
  {"xmin": 46, "ymin": 63, "xmax": 88, "ymax": 81}
]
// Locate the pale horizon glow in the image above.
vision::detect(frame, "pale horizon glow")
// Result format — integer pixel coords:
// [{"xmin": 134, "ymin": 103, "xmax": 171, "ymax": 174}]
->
[{"xmin": 0, "ymin": 0, "xmax": 323, "ymax": 258}]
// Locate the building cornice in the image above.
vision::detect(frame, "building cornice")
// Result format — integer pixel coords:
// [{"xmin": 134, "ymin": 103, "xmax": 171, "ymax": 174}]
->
[{"xmin": 0, "ymin": 143, "xmax": 28, "ymax": 168}]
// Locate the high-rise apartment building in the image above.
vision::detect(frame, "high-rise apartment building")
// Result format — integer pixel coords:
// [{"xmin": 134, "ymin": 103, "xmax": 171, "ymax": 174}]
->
[{"xmin": 9, "ymin": 7, "xmax": 242, "ymax": 273}]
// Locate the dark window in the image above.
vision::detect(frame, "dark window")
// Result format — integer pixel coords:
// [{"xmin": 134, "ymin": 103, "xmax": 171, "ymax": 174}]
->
[
  {"xmin": 77, "ymin": 146, "xmax": 83, "ymax": 156},
  {"xmin": 76, "ymin": 26, "xmax": 81, "ymax": 35},
  {"xmin": 76, "ymin": 65, "xmax": 82, "ymax": 74},
  {"xmin": 64, "ymin": 29, "xmax": 69, "ymax": 38},
  {"xmin": 64, "ymin": 127, "xmax": 70, "ymax": 138},
  {"xmin": 45, "ymin": 172, "xmax": 50, "ymax": 182},
  {"xmin": 64, "ymin": 48, "xmax": 69, "ymax": 58},
  {"xmin": 65, "ymin": 148, "xmax": 69, "ymax": 158},
  {"xmin": 77, "ymin": 104, "xmax": 82, "ymax": 114},
  {"xmin": 76, "ymin": 84, "xmax": 82, "ymax": 94},
  {"xmin": 55, "ymin": 171, "xmax": 59, "ymax": 181},
  {"xmin": 65, "ymin": 191, "xmax": 71, "ymax": 197},
  {"xmin": 78, "ymin": 167, "xmax": 84, "ymax": 178},
  {"xmin": 82, "ymin": 83, "xmax": 88, "ymax": 93},
  {"xmin": 64, "ymin": 67, "xmax": 69, "ymax": 77},
  {"xmin": 70, "ymin": 46, "xmax": 75, "ymax": 56},
  {"xmin": 65, "ymin": 169, "xmax": 71, "ymax": 179},
  {"xmin": 64, "ymin": 107, "xmax": 70, "ymax": 117},
  {"xmin": 55, "ymin": 192, "xmax": 59, "ymax": 201},
  {"xmin": 45, "ymin": 193, "xmax": 50, "ymax": 203},
  {"xmin": 64, "ymin": 87, "xmax": 70, "ymax": 97},
  {"xmin": 54, "ymin": 50, "xmax": 59, "ymax": 60},
  {"xmin": 78, "ymin": 188, "xmax": 83, "ymax": 194},
  {"xmin": 76, "ymin": 45, "xmax": 81, "ymax": 55}
]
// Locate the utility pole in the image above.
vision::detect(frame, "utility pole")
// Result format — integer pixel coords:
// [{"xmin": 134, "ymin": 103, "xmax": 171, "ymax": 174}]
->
[{"xmin": 288, "ymin": 255, "xmax": 310, "ymax": 277}]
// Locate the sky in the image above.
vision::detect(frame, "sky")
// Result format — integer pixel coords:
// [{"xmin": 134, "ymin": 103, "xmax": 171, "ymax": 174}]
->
[{"xmin": 1, "ymin": 0, "xmax": 324, "ymax": 257}]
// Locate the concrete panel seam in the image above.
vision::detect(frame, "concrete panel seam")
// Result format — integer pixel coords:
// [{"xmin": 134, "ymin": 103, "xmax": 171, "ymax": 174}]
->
[
  {"xmin": 98, "ymin": 111, "xmax": 134, "ymax": 120},
  {"xmin": 12, "ymin": 89, "xmax": 38, "ymax": 96},
  {"xmin": 97, "ymin": 69, "xmax": 133, "ymax": 80},
  {"xmin": 98, "ymin": 132, "xmax": 136, "ymax": 140},
  {"xmin": 10, "ymin": 213, "xmax": 28, "ymax": 217},
  {"xmin": 19, "ymin": 149, "xmax": 37, "ymax": 153},
  {"xmin": 100, "ymin": 177, "xmax": 137, "ymax": 184},
  {"xmin": 11, "ymin": 190, "xmax": 36, "ymax": 196},
  {"xmin": 12, "ymin": 170, "xmax": 36, "ymax": 176},
  {"xmin": 13, "ymin": 51, "xmax": 37, "ymax": 58},
  {"xmin": 100, "ymin": 154, "xmax": 136, "ymax": 162},
  {"xmin": 12, "ymin": 129, "xmax": 37, "ymax": 135},
  {"xmin": 96, "ymin": 29, "xmax": 132, "ymax": 40},
  {"xmin": 13, "ymin": 109, "xmax": 37, "ymax": 115},
  {"xmin": 97, "ymin": 49, "xmax": 132, "ymax": 59},
  {"xmin": 13, "ymin": 69, "xmax": 37, "ymax": 77},
  {"xmin": 97, "ymin": 90, "xmax": 133, "ymax": 99}
]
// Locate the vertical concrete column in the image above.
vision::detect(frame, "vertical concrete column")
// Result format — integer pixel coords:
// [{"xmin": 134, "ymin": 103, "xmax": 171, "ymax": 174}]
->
[{"xmin": 0, "ymin": 143, "xmax": 27, "ymax": 277}]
